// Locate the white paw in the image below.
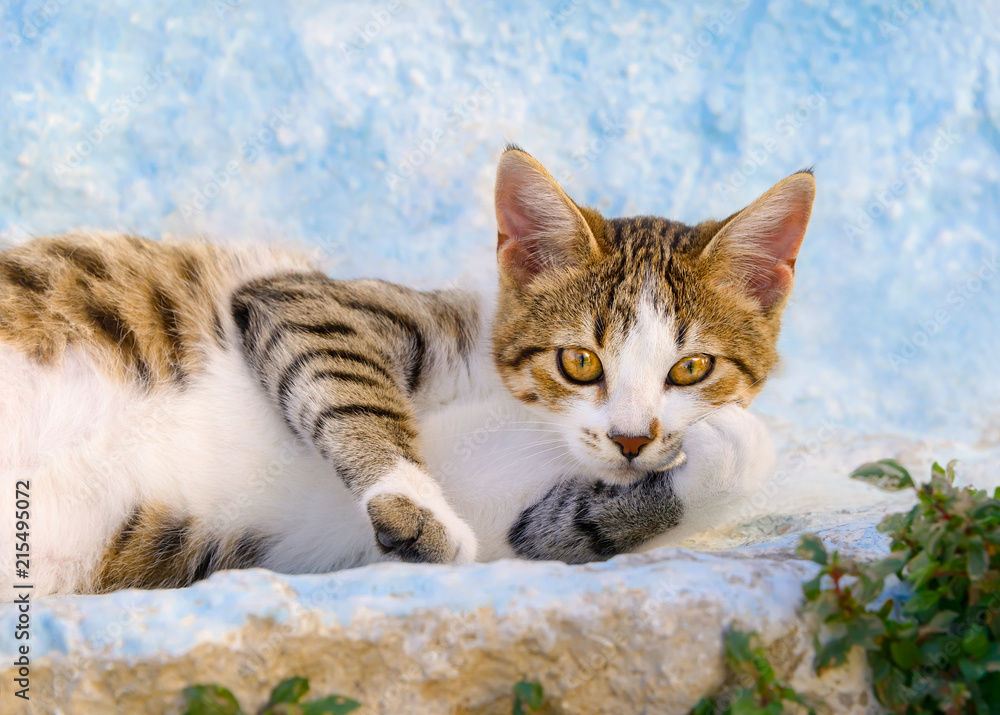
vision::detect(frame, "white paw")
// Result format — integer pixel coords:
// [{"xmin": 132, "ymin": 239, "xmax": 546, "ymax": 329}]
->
[
  {"xmin": 669, "ymin": 405, "xmax": 775, "ymax": 530},
  {"xmin": 361, "ymin": 460, "xmax": 478, "ymax": 564}
]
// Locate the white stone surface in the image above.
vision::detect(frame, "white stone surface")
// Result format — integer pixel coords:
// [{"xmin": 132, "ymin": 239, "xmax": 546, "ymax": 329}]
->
[{"xmin": 0, "ymin": 531, "xmax": 887, "ymax": 714}]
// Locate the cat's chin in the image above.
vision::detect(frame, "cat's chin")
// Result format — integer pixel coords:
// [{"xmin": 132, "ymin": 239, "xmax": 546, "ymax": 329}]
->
[{"xmin": 584, "ymin": 445, "xmax": 688, "ymax": 486}]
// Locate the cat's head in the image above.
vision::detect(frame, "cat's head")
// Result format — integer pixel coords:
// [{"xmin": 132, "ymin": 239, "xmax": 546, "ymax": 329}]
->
[{"xmin": 491, "ymin": 146, "xmax": 814, "ymax": 483}]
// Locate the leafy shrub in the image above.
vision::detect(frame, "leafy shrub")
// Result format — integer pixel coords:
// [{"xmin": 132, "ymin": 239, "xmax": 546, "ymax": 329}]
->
[
  {"xmin": 182, "ymin": 678, "xmax": 545, "ymax": 714},
  {"xmin": 797, "ymin": 459, "xmax": 1000, "ymax": 713},
  {"xmin": 692, "ymin": 628, "xmax": 814, "ymax": 715},
  {"xmin": 182, "ymin": 676, "xmax": 360, "ymax": 715}
]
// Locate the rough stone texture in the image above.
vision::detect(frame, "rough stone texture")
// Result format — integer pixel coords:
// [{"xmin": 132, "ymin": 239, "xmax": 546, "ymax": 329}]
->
[{"xmin": 0, "ymin": 524, "xmax": 887, "ymax": 715}]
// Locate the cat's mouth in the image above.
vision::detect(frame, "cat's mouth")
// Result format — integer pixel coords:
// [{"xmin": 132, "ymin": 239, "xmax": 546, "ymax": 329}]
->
[{"xmin": 600, "ymin": 439, "xmax": 687, "ymax": 485}]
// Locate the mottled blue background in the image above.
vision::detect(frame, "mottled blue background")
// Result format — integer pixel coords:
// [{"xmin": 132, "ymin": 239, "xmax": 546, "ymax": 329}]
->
[{"xmin": 2, "ymin": 1, "xmax": 998, "ymax": 466}]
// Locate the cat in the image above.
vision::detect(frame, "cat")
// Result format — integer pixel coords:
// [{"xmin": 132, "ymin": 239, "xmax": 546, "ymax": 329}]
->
[{"xmin": 0, "ymin": 146, "xmax": 814, "ymax": 598}]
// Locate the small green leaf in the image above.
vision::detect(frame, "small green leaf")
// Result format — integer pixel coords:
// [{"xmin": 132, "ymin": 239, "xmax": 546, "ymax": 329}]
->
[
  {"xmin": 723, "ymin": 628, "xmax": 756, "ymax": 667},
  {"xmin": 796, "ymin": 534, "xmax": 828, "ymax": 565},
  {"xmin": 962, "ymin": 628, "xmax": 989, "ymax": 660},
  {"xmin": 268, "ymin": 678, "xmax": 310, "ymax": 706},
  {"xmin": 878, "ymin": 512, "xmax": 909, "ymax": 535},
  {"xmin": 814, "ymin": 635, "xmax": 853, "ymax": 673},
  {"xmin": 802, "ymin": 573, "xmax": 823, "ymax": 601},
  {"xmin": 903, "ymin": 589, "xmax": 940, "ymax": 616},
  {"xmin": 808, "ymin": 591, "xmax": 845, "ymax": 623},
  {"xmin": 182, "ymin": 684, "xmax": 244, "ymax": 715},
  {"xmin": 986, "ymin": 643, "xmax": 1000, "ymax": 672},
  {"xmin": 966, "ymin": 541, "xmax": 989, "ymax": 580},
  {"xmin": 890, "ymin": 639, "xmax": 921, "ymax": 669},
  {"xmin": 300, "ymin": 695, "xmax": 361, "ymax": 715},
  {"xmin": 866, "ymin": 551, "xmax": 910, "ymax": 581},
  {"xmin": 876, "ymin": 667, "xmax": 916, "ymax": 710},
  {"xmin": 853, "ymin": 573, "xmax": 884, "ymax": 604},
  {"xmin": 851, "ymin": 459, "xmax": 915, "ymax": 491},
  {"xmin": 905, "ymin": 550, "xmax": 938, "ymax": 589},
  {"xmin": 869, "ymin": 651, "xmax": 891, "ymax": 682},
  {"xmin": 264, "ymin": 705, "xmax": 304, "ymax": 715},
  {"xmin": 959, "ymin": 658, "xmax": 987, "ymax": 682},
  {"xmin": 729, "ymin": 691, "xmax": 763, "ymax": 715},
  {"xmin": 512, "ymin": 681, "xmax": 544, "ymax": 714},
  {"xmin": 926, "ymin": 610, "xmax": 960, "ymax": 630},
  {"xmin": 846, "ymin": 615, "xmax": 886, "ymax": 649},
  {"xmin": 929, "ymin": 459, "xmax": 960, "ymax": 489}
]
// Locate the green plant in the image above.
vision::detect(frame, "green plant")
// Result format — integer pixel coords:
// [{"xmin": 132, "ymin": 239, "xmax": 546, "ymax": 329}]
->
[
  {"xmin": 181, "ymin": 677, "xmax": 360, "ymax": 715},
  {"xmin": 691, "ymin": 628, "xmax": 815, "ymax": 714},
  {"xmin": 512, "ymin": 680, "xmax": 545, "ymax": 714},
  {"xmin": 797, "ymin": 459, "xmax": 1000, "ymax": 713}
]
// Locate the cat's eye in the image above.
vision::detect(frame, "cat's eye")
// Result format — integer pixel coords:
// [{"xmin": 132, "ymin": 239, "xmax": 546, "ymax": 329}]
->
[
  {"xmin": 558, "ymin": 348, "xmax": 604, "ymax": 384},
  {"xmin": 667, "ymin": 354, "xmax": 714, "ymax": 386}
]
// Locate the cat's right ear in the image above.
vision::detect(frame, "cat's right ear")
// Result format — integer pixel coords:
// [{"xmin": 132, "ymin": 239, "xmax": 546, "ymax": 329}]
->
[
  {"xmin": 495, "ymin": 147, "xmax": 600, "ymax": 287},
  {"xmin": 700, "ymin": 171, "xmax": 816, "ymax": 312}
]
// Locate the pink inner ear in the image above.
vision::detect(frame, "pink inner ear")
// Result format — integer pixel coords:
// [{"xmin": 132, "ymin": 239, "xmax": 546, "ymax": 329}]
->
[
  {"xmin": 736, "ymin": 184, "xmax": 812, "ymax": 309},
  {"xmin": 496, "ymin": 194, "xmax": 547, "ymax": 283},
  {"xmin": 497, "ymin": 234, "xmax": 545, "ymax": 286},
  {"xmin": 494, "ymin": 150, "xmax": 598, "ymax": 286},
  {"xmin": 750, "ymin": 261, "xmax": 795, "ymax": 307},
  {"xmin": 496, "ymin": 195, "xmax": 540, "ymax": 247}
]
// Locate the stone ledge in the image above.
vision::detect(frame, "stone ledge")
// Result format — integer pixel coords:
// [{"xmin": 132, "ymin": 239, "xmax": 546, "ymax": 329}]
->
[{"xmin": 0, "ymin": 526, "xmax": 887, "ymax": 714}]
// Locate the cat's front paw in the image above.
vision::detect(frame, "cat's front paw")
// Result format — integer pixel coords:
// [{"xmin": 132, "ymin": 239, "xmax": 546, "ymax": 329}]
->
[
  {"xmin": 671, "ymin": 405, "xmax": 775, "ymax": 514},
  {"xmin": 641, "ymin": 406, "xmax": 774, "ymax": 551},
  {"xmin": 363, "ymin": 461, "xmax": 477, "ymax": 564}
]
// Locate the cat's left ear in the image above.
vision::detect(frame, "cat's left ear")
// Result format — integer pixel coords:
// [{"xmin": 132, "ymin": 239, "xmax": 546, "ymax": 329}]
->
[
  {"xmin": 495, "ymin": 147, "xmax": 601, "ymax": 287},
  {"xmin": 701, "ymin": 171, "xmax": 815, "ymax": 311}
]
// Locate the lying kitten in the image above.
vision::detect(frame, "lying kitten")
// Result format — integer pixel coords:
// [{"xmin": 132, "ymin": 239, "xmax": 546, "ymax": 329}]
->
[{"xmin": 0, "ymin": 147, "xmax": 814, "ymax": 597}]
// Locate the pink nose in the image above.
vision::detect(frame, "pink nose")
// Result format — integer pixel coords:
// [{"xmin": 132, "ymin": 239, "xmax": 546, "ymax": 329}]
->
[{"xmin": 608, "ymin": 434, "xmax": 652, "ymax": 460}]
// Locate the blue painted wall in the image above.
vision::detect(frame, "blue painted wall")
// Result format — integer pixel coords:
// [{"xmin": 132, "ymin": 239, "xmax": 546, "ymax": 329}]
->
[{"xmin": 2, "ymin": 1, "xmax": 997, "ymax": 452}]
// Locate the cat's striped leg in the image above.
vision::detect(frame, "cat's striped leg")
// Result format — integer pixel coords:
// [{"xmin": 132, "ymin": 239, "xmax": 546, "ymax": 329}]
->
[
  {"xmin": 231, "ymin": 273, "xmax": 477, "ymax": 564},
  {"xmin": 507, "ymin": 405, "xmax": 773, "ymax": 562}
]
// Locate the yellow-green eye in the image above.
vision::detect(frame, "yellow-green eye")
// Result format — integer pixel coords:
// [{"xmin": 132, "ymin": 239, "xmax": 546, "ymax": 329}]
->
[
  {"xmin": 558, "ymin": 348, "xmax": 604, "ymax": 384},
  {"xmin": 667, "ymin": 354, "xmax": 714, "ymax": 386}
]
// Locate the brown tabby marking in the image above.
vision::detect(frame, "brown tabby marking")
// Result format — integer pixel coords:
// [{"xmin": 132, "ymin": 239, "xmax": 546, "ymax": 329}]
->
[
  {"xmin": 92, "ymin": 506, "xmax": 269, "ymax": 593},
  {"xmin": 0, "ymin": 234, "xmax": 230, "ymax": 387}
]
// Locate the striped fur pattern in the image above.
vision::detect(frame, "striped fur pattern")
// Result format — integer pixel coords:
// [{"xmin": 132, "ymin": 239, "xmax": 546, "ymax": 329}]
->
[
  {"xmin": 230, "ymin": 273, "xmax": 481, "ymax": 563},
  {"xmin": 0, "ymin": 148, "xmax": 813, "ymax": 597}
]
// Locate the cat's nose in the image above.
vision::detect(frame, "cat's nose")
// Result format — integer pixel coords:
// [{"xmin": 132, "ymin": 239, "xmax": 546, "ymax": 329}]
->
[{"xmin": 608, "ymin": 433, "xmax": 652, "ymax": 460}]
